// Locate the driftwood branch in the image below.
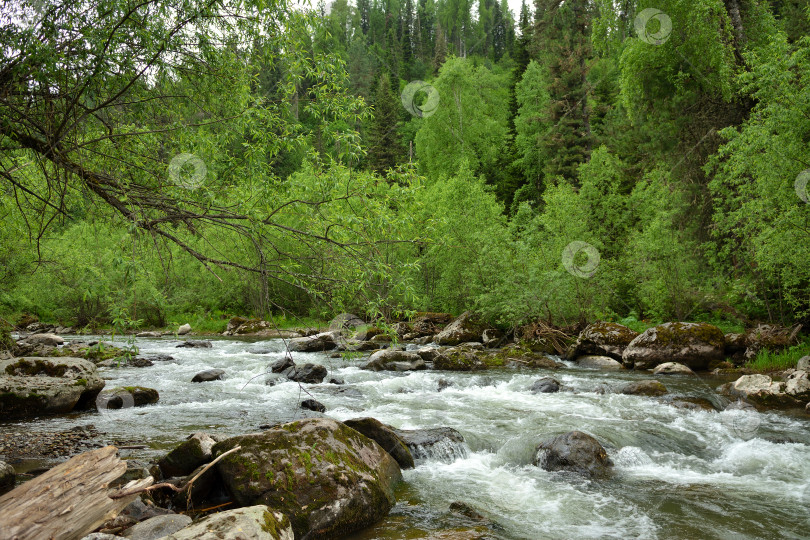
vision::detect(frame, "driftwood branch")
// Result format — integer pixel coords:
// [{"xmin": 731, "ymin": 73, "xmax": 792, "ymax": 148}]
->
[
  {"xmin": 0, "ymin": 446, "xmax": 153, "ymax": 540},
  {"xmin": 109, "ymin": 445, "xmax": 241, "ymax": 500}
]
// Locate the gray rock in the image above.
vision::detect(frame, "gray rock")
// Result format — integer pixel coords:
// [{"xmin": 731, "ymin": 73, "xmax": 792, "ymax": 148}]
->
[
  {"xmin": 286, "ymin": 332, "xmax": 337, "ymax": 352},
  {"xmin": 23, "ymin": 333, "xmax": 65, "ymax": 346},
  {"xmin": 622, "ymin": 322, "xmax": 725, "ymax": 370},
  {"xmin": 121, "ymin": 514, "xmax": 191, "ymax": 540},
  {"xmin": 287, "ymin": 363, "xmax": 327, "ymax": 383},
  {"xmin": 160, "ymin": 506, "xmax": 293, "ymax": 540},
  {"xmin": 530, "ymin": 377, "xmax": 560, "ymax": 394},
  {"xmin": 784, "ymin": 370, "xmax": 810, "ymax": 401},
  {"xmin": 433, "ymin": 311, "xmax": 485, "ymax": 346},
  {"xmin": 176, "ymin": 323, "xmax": 192, "ymax": 335},
  {"xmin": 329, "ymin": 377, "xmax": 345, "ymax": 385},
  {"xmin": 718, "ymin": 374, "xmax": 800, "ymax": 407},
  {"xmin": 798, "ymin": 355, "xmax": 810, "ymax": 372},
  {"xmin": 191, "ymin": 369, "xmax": 225, "ymax": 383},
  {"xmin": 0, "ymin": 461, "xmax": 15, "ymax": 495},
  {"xmin": 81, "ymin": 534, "xmax": 128, "ymax": 540},
  {"xmin": 362, "ymin": 350, "xmax": 426, "ymax": 371},
  {"xmin": 135, "ymin": 332, "xmax": 162, "ymax": 338},
  {"xmin": 414, "ymin": 347, "xmax": 441, "ymax": 362},
  {"xmin": 0, "ymin": 357, "xmax": 105, "ymax": 419},
  {"xmin": 269, "ymin": 357, "xmax": 295, "ymax": 373},
  {"xmin": 652, "ymin": 362, "xmax": 695, "ymax": 375},
  {"xmin": 577, "ymin": 355, "xmax": 623, "ymax": 370},
  {"xmin": 97, "ymin": 387, "xmax": 159, "ymax": 408},
  {"xmin": 533, "ymin": 431, "xmax": 613, "ymax": 478}
]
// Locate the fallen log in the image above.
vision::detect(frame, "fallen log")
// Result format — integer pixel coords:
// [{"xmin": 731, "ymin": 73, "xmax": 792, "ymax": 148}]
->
[{"xmin": 0, "ymin": 446, "xmax": 153, "ymax": 540}]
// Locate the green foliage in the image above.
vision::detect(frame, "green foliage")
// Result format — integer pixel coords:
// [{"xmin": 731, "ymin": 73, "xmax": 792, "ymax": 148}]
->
[{"xmin": 746, "ymin": 338, "xmax": 810, "ymax": 372}]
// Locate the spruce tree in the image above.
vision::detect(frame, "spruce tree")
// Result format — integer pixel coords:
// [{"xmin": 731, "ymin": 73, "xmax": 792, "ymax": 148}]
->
[{"xmin": 368, "ymin": 73, "xmax": 403, "ymax": 173}]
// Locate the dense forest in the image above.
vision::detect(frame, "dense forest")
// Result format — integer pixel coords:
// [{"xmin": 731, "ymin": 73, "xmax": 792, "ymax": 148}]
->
[{"xmin": 1, "ymin": 0, "xmax": 809, "ymax": 332}]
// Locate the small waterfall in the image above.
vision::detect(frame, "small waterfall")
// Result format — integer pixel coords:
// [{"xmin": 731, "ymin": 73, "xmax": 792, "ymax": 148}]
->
[{"xmin": 409, "ymin": 437, "xmax": 471, "ymax": 462}]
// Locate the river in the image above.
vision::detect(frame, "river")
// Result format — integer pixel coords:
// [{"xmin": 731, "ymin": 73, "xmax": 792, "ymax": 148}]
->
[{"xmin": 8, "ymin": 335, "xmax": 810, "ymax": 539}]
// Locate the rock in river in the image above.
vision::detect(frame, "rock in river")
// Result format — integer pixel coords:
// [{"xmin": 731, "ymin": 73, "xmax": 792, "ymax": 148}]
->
[
  {"xmin": 576, "ymin": 355, "xmax": 622, "ymax": 370},
  {"xmin": 191, "ymin": 369, "xmax": 225, "ymax": 383},
  {"xmin": 433, "ymin": 311, "xmax": 485, "ymax": 346},
  {"xmin": 0, "ymin": 357, "xmax": 104, "ymax": 419},
  {"xmin": 361, "ymin": 349, "xmax": 426, "ymax": 372},
  {"xmin": 652, "ymin": 362, "xmax": 694, "ymax": 375},
  {"xmin": 533, "ymin": 431, "xmax": 613, "ymax": 478},
  {"xmin": 622, "ymin": 322, "xmax": 725, "ymax": 371},
  {"xmin": 530, "ymin": 377, "xmax": 560, "ymax": 394},
  {"xmin": 392, "ymin": 427, "xmax": 468, "ymax": 462},
  {"xmin": 620, "ymin": 380, "xmax": 668, "ymax": 397},
  {"xmin": 158, "ymin": 432, "xmax": 217, "ymax": 478},
  {"xmin": 212, "ymin": 418, "xmax": 402, "ymax": 539},
  {"xmin": 343, "ymin": 417, "xmax": 415, "ymax": 469},
  {"xmin": 286, "ymin": 332, "xmax": 337, "ymax": 353},
  {"xmin": 568, "ymin": 322, "xmax": 638, "ymax": 361},
  {"xmin": 301, "ymin": 399, "xmax": 326, "ymax": 412}
]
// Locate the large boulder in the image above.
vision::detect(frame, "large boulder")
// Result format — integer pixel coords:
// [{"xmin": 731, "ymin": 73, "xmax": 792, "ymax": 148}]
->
[
  {"xmin": 530, "ymin": 377, "xmax": 560, "ymax": 394},
  {"xmin": 569, "ymin": 322, "xmax": 638, "ymax": 361},
  {"xmin": 0, "ymin": 357, "xmax": 104, "ymax": 419},
  {"xmin": 621, "ymin": 322, "xmax": 726, "ymax": 370},
  {"xmin": 158, "ymin": 432, "xmax": 217, "ymax": 478},
  {"xmin": 407, "ymin": 312, "xmax": 454, "ymax": 339},
  {"xmin": 433, "ymin": 312, "xmax": 485, "ymax": 346},
  {"xmin": 717, "ymin": 374, "xmax": 800, "ymax": 408},
  {"xmin": 433, "ymin": 348, "xmax": 486, "ymax": 371},
  {"xmin": 361, "ymin": 350, "xmax": 426, "ymax": 372},
  {"xmin": 286, "ymin": 332, "xmax": 337, "ymax": 353},
  {"xmin": 533, "ymin": 431, "xmax": 613, "ymax": 478},
  {"xmin": 159, "ymin": 506, "xmax": 293, "ymax": 540},
  {"xmin": 487, "ymin": 344, "xmax": 560, "ymax": 369},
  {"xmin": 212, "ymin": 418, "xmax": 402, "ymax": 539},
  {"xmin": 177, "ymin": 323, "xmax": 192, "ymax": 335},
  {"xmin": 342, "ymin": 418, "xmax": 414, "ymax": 469},
  {"xmin": 287, "ymin": 363, "xmax": 328, "ymax": 384}
]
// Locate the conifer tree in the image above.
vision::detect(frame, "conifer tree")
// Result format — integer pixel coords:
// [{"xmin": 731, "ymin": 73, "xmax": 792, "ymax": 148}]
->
[{"xmin": 368, "ymin": 73, "xmax": 403, "ymax": 173}]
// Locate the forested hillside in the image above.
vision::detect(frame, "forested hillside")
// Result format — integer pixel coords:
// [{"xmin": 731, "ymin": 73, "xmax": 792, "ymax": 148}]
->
[{"xmin": 1, "ymin": 0, "xmax": 809, "ymax": 331}]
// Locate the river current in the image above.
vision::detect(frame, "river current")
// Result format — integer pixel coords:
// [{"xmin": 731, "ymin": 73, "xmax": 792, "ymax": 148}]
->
[{"xmin": 9, "ymin": 335, "xmax": 810, "ymax": 539}]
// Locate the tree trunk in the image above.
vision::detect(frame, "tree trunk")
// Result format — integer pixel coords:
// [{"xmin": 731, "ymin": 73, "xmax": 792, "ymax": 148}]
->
[{"xmin": 0, "ymin": 446, "xmax": 153, "ymax": 540}]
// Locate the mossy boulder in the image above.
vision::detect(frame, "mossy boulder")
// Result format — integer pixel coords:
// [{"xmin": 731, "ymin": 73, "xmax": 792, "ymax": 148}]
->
[
  {"xmin": 434, "ymin": 348, "xmax": 486, "ymax": 371},
  {"xmin": 0, "ymin": 357, "xmax": 104, "ymax": 419},
  {"xmin": 622, "ymin": 322, "xmax": 726, "ymax": 371},
  {"xmin": 361, "ymin": 350, "xmax": 426, "ymax": 372},
  {"xmin": 212, "ymin": 418, "xmax": 402, "ymax": 539},
  {"xmin": 486, "ymin": 344, "xmax": 559, "ymax": 369},
  {"xmin": 569, "ymin": 322, "xmax": 639, "ymax": 361},
  {"xmin": 620, "ymin": 380, "xmax": 668, "ymax": 397},
  {"xmin": 433, "ymin": 312, "xmax": 486, "ymax": 346}
]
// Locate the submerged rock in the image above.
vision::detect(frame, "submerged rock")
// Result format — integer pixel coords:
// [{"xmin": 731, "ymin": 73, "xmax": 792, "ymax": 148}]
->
[
  {"xmin": 533, "ymin": 431, "xmax": 613, "ymax": 478},
  {"xmin": 213, "ymin": 418, "xmax": 401, "ymax": 539},
  {"xmin": 620, "ymin": 380, "xmax": 668, "ymax": 397},
  {"xmin": 569, "ymin": 322, "xmax": 638, "ymax": 361},
  {"xmin": 393, "ymin": 427, "xmax": 469, "ymax": 462},
  {"xmin": 161, "ymin": 505, "xmax": 293, "ymax": 540},
  {"xmin": 176, "ymin": 340, "xmax": 211, "ymax": 348},
  {"xmin": 286, "ymin": 332, "xmax": 337, "ymax": 353},
  {"xmin": 342, "ymin": 417, "xmax": 415, "ymax": 469},
  {"xmin": 191, "ymin": 369, "xmax": 225, "ymax": 382},
  {"xmin": 0, "ymin": 357, "xmax": 104, "ymax": 419},
  {"xmin": 622, "ymin": 322, "xmax": 725, "ymax": 371}
]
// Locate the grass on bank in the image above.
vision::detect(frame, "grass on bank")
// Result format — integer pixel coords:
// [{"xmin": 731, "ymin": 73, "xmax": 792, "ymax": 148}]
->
[{"xmin": 745, "ymin": 339, "xmax": 810, "ymax": 372}]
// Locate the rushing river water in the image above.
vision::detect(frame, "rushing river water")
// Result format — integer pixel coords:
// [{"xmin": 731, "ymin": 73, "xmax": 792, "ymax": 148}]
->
[{"xmin": 8, "ymin": 335, "xmax": 810, "ymax": 539}]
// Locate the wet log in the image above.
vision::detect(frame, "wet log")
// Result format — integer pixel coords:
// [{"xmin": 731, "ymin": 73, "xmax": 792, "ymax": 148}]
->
[{"xmin": 0, "ymin": 445, "xmax": 153, "ymax": 540}]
